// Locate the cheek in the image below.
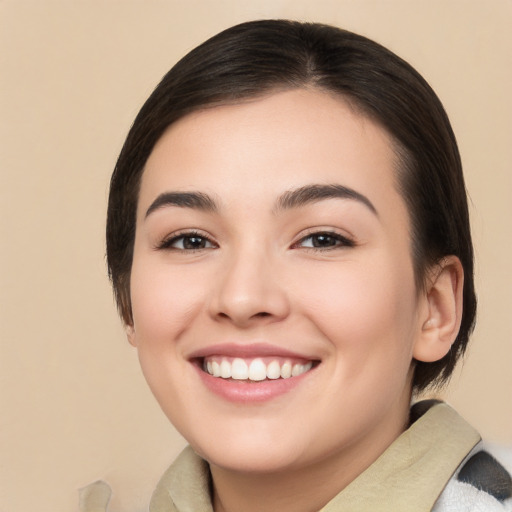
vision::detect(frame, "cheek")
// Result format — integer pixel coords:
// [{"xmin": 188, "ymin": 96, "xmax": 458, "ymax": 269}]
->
[
  {"xmin": 129, "ymin": 257, "xmax": 208, "ymax": 347},
  {"xmin": 296, "ymin": 258, "xmax": 418, "ymax": 367},
  {"xmin": 128, "ymin": 258, "xmax": 208, "ymax": 419}
]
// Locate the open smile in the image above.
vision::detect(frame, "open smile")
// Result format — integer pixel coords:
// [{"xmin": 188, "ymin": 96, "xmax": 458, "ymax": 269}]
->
[
  {"xmin": 189, "ymin": 344, "xmax": 320, "ymax": 401},
  {"xmin": 202, "ymin": 356, "xmax": 314, "ymax": 382}
]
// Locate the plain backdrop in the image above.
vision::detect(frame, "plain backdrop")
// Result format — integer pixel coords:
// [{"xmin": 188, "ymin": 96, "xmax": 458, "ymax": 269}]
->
[{"xmin": 1, "ymin": 1, "xmax": 511, "ymax": 511}]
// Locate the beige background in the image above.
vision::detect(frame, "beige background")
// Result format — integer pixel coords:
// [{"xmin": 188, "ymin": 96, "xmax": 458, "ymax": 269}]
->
[{"xmin": 1, "ymin": 1, "xmax": 510, "ymax": 511}]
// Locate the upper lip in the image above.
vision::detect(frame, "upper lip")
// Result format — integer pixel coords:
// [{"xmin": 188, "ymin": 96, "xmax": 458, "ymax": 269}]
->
[{"xmin": 188, "ymin": 342, "xmax": 318, "ymax": 361}]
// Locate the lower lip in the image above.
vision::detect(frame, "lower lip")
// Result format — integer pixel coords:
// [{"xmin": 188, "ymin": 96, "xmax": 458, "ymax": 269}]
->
[{"xmin": 194, "ymin": 364, "xmax": 315, "ymax": 403}]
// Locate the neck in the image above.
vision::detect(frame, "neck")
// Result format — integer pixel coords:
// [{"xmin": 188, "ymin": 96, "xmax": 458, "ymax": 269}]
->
[
  {"xmin": 210, "ymin": 450, "xmax": 363, "ymax": 512},
  {"xmin": 210, "ymin": 400, "xmax": 410, "ymax": 512}
]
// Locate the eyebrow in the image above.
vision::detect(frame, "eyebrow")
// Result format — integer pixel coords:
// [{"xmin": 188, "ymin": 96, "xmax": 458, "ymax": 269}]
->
[
  {"xmin": 145, "ymin": 191, "xmax": 218, "ymax": 218},
  {"xmin": 274, "ymin": 184, "xmax": 378, "ymax": 216},
  {"xmin": 144, "ymin": 183, "xmax": 377, "ymax": 218}
]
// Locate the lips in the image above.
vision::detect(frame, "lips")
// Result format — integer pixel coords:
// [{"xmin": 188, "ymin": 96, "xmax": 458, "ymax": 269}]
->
[{"xmin": 189, "ymin": 343, "xmax": 319, "ymax": 401}]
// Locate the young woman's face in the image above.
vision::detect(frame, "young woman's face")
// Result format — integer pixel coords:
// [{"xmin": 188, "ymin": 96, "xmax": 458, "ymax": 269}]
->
[{"xmin": 129, "ymin": 89, "xmax": 429, "ymax": 474}]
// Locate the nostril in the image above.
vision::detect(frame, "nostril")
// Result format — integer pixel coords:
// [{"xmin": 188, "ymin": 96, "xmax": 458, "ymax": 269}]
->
[
  {"xmin": 254, "ymin": 312, "xmax": 271, "ymax": 318},
  {"xmin": 216, "ymin": 311, "xmax": 272, "ymax": 321}
]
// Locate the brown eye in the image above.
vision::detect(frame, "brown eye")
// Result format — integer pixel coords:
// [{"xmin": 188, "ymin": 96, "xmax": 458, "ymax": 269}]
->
[
  {"xmin": 310, "ymin": 234, "xmax": 337, "ymax": 247},
  {"xmin": 159, "ymin": 232, "xmax": 216, "ymax": 251},
  {"xmin": 181, "ymin": 235, "xmax": 210, "ymax": 250},
  {"xmin": 297, "ymin": 232, "xmax": 354, "ymax": 249}
]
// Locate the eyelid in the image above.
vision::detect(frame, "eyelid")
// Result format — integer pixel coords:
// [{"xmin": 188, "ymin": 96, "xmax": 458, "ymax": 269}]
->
[
  {"xmin": 291, "ymin": 228, "xmax": 356, "ymax": 250},
  {"xmin": 155, "ymin": 229, "xmax": 218, "ymax": 251}
]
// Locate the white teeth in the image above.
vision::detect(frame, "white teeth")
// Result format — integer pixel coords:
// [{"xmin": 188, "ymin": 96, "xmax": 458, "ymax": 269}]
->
[
  {"xmin": 266, "ymin": 360, "xmax": 281, "ymax": 380},
  {"xmin": 280, "ymin": 362, "xmax": 292, "ymax": 379},
  {"xmin": 212, "ymin": 361, "xmax": 221, "ymax": 377},
  {"xmin": 291, "ymin": 363, "xmax": 302, "ymax": 377},
  {"xmin": 204, "ymin": 357, "xmax": 314, "ymax": 381},
  {"xmin": 220, "ymin": 360, "xmax": 231, "ymax": 378},
  {"xmin": 231, "ymin": 358, "xmax": 248, "ymax": 380},
  {"xmin": 248, "ymin": 359, "xmax": 267, "ymax": 381},
  {"xmin": 291, "ymin": 362, "xmax": 313, "ymax": 376}
]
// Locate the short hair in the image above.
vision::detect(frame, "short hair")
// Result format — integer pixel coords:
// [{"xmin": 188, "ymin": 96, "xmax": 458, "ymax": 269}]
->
[{"xmin": 106, "ymin": 20, "xmax": 476, "ymax": 392}]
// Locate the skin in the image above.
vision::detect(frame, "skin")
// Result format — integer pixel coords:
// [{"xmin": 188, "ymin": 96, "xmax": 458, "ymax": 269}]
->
[{"xmin": 127, "ymin": 89, "xmax": 463, "ymax": 512}]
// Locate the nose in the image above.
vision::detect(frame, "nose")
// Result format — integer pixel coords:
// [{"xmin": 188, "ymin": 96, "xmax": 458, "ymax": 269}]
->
[{"xmin": 208, "ymin": 246, "xmax": 290, "ymax": 328}]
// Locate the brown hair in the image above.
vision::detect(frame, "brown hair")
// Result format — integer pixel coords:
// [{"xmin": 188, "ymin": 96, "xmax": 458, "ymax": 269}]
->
[{"xmin": 106, "ymin": 20, "xmax": 476, "ymax": 392}]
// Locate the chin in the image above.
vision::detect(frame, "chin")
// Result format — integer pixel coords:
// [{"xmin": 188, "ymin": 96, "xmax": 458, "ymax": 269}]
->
[
  {"xmin": 183, "ymin": 422, "xmax": 311, "ymax": 474},
  {"xmin": 200, "ymin": 444, "xmax": 305, "ymax": 474}
]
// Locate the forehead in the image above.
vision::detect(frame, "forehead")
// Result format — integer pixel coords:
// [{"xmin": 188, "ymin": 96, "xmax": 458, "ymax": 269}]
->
[{"xmin": 139, "ymin": 89, "xmax": 403, "ymax": 217}]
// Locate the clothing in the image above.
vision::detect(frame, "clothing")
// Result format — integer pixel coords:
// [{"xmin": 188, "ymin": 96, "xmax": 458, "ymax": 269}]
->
[
  {"xmin": 81, "ymin": 402, "xmax": 512, "ymax": 511},
  {"xmin": 150, "ymin": 401, "xmax": 480, "ymax": 512},
  {"xmin": 434, "ymin": 479, "xmax": 512, "ymax": 512},
  {"xmin": 433, "ymin": 449, "xmax": 512, "ymax": 511}
]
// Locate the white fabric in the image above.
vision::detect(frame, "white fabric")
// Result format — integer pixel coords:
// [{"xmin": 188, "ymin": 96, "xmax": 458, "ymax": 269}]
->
[{"xmin": 433, "ymin": 480, "xmax": 512, "ymax": 512}]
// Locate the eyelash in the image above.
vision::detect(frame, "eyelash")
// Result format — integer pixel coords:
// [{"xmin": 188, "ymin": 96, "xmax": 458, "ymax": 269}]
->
[
  {"xmin": 156, "ymin": 229, "xmax": 355, "ymax": 253},
  {"xmin": 156, "ymin": 230, "xmax": 217, "ymax": 251},
  {"xmin": 292, "ymin": 230, "xmax": 356, "ymax": 251}
]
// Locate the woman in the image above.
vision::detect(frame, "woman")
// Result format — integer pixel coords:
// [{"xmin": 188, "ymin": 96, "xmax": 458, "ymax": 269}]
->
[{"xmin": 98, "ymin": 20, "xmax": 511, "ymax": 512}]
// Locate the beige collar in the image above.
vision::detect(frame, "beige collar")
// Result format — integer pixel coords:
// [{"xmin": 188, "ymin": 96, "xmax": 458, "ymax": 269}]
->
[
  {"xmin": 149, "ymin": 402, "xmax": 480, "ymax": 512},
  {"xmin": 150, "ymin": 446, "xmax": 213, "ymax": 512},
  {"xmin": 318, "ymin": 402, "xmax": 481, "ymax": 512}
]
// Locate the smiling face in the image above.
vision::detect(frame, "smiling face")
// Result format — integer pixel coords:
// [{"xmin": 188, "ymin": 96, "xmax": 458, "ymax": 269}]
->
[{"xmin": 129, "ymin": 89, "xmax": 432, "ymax": 476}]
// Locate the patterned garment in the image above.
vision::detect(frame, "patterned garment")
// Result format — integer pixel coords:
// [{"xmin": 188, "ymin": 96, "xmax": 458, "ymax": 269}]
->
[{"xmin": 433, "ymin": 449, "xmax": 512, "ymax": 511}]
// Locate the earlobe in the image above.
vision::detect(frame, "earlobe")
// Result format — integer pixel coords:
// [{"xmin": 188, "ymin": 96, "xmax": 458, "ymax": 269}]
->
[
  {"xmin": 125, "ymin": 324, "xmax": 137, "ymax": 347},
  {"xmin": 413, "ymin": 256, "xmax": 464, "ymax": 363}
]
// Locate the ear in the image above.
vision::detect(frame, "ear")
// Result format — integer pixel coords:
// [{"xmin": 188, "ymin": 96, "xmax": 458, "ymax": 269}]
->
[
  {"xmin": 413, "ymin": 256, "xmax": 464, "ymax": 363},
  {"xmin": 125, "ymin": 323, "xmax": 137, "ymax": 347}
]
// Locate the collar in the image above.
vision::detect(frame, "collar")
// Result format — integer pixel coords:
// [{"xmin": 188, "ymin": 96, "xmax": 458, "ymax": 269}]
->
[
  {"xmin": 318, "ymin": 402, "xmax": 481, "ymax": 511},
  {"xmin": 149, "ymin": 401, "xmax": 480, "ymax": 512}
]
